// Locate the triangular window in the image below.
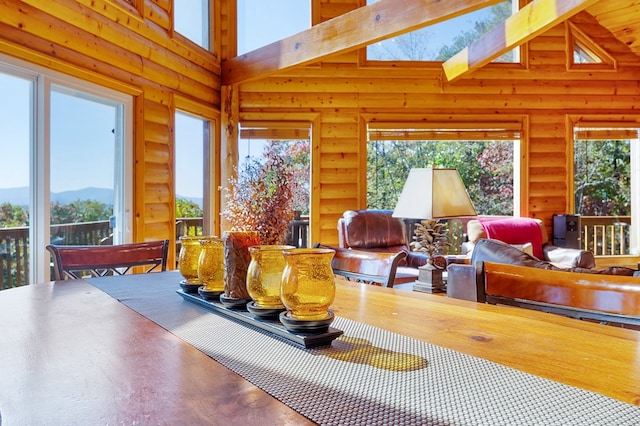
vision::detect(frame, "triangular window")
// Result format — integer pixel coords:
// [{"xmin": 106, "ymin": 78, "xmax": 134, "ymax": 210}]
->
[{"xmin": 566, "ymin": 22, "xmax": 616, "ymax": 70}]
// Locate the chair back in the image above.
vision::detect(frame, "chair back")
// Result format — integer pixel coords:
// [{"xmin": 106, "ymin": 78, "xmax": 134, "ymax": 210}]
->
[
  {"xmin": 46, "ymin": 240, "xmax": 170, "ymax": 280},
  {"xmin": 315, "ymin": 243, "xmax": 407, "ymax": 288},
  {"xmin": 338, "ymin": 210, "xmax": 408, "ymax": 251}
]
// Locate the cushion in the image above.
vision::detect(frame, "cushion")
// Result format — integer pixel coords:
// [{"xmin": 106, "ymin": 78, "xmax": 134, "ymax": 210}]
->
[
  {"xmin": 469, "ymin": 217, "xmax": 545, "ymax": 259},
  {"xmin": 467, "ymin": 217, "xmax": 549, "ymax": 246},
  {"xmin": 511, "ymin": 242, "xmax": 534, "ymax": 256}
]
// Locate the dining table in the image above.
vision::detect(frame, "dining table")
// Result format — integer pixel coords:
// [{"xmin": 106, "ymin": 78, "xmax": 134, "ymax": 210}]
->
[{"xmin": 1, "ymin": 269, "xmax": 639, "ymax": 425}]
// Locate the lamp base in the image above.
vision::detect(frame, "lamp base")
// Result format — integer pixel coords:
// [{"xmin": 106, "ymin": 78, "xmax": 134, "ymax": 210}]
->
[{"xmin": 412, "ymin": 264, "xmax": 446, "ymax": 294}]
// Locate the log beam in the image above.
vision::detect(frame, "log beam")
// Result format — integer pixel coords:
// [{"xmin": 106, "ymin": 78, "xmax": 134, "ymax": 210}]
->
[
  {"xmin": 442, "ymin": 0, "xmax": 601, "ymax": 82},
  {"xmin": 222, "ymin": 0, "xmax": 503, "ymax": 85}
]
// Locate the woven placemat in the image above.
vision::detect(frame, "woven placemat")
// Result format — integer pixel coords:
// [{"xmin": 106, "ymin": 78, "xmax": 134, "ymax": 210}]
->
[{"xmin": 88, "ymin": 273, "xmax": 640, "ymax": 425}]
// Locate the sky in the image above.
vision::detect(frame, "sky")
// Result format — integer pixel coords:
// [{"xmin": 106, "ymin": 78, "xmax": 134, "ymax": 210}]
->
[{"xmin": 0, "ymin": 1, "xmax": 501, "ymax": 199}]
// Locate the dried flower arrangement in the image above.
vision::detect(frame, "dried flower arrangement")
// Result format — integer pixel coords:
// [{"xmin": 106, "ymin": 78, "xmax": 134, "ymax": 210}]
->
[
  {"xmin": 221, "ymin": 155, "xmax": 297, "ymax": 245},
  {"xmin": 409, "ymin": 219, "xmax": 450, "ymax": 264}
]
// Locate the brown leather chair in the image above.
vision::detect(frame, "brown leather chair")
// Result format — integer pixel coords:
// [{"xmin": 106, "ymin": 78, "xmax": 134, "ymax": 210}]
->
[
  {"xmin": 315, "ymin": 243, "xmax": 407, "ymax": 288},
  {"xmin": 337, "ymin": 209, "xmax": 430, "ymax": 284},
  {"xmin": 338, "ymin": 210, "xmax": 428, "ymax": 267},
  {"xmin": 46, "ymin": 240, "xmax": 170, "ymax": 280}
]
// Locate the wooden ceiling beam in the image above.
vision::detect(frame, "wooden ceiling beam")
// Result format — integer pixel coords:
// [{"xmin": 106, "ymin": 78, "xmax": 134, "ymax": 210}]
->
[
  {"xmin": 442, "ymin": 0, "xmax": 601, "ymax": 82},
  {"xmin": 222, "ymin": 0, "xmax": 503, "ymax": 86}
]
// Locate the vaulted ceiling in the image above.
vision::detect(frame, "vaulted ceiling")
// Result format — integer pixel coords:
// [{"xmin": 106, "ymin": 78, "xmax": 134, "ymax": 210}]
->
[
  {"xmin": 221, "ymin": 0, "xmax": 640, "ymax": 86},
  {"xmin": 587, "ymin": 0, "xmax": 640, "ymax": 56}
]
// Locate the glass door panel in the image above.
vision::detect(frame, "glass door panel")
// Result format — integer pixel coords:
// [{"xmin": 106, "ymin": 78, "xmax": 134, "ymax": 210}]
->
[
  {"xmin": 0, "ymin": 72, "xmax": 33, "ymax": 288},
  {"xmin": 49, "ymin": 86, "xmax": 123, "ymax": 249}
]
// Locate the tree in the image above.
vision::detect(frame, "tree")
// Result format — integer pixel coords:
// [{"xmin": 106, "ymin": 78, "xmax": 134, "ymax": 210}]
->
[
  {"xmin": 368, "ymin": 29, "xmax": 434, "ymax": 61},
  {"xmin": 261, "ymin": 139, "xmax": 310, "ymax": 214},
  {"xmin": 50, "ymin": 200, "xmax": 112, "ymax": 224},
  {"xmin": 0, "ymin": 203, "xmax": 28, "ymax": 228},
  {"xmin": 574, "ymin": 139, "xmax": 630, "ymax": 216},
  {"xmin": 176, "ymin": 198, "xmax": 203, "ymax": 218},
  {"xmin": 436, "ymin": 3, "xmax": 513, "ymax": 61},
  {"xmin": 367, "ymin": 139, "xmax": 513, "ymax": 215}
]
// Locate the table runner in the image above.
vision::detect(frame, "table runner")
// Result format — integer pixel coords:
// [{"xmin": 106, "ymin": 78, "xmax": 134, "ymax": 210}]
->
[{"xmin": 88, "ymin": 272, "xmax": 640, "ymax": 425}]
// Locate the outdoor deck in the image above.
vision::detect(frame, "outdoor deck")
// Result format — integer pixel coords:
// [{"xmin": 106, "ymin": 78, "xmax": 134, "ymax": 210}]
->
[
  {"xmin": 1, "ymin": 216, "xmax": 311, "ymax": 289},
  {"xmin": 0, "ymin": 216, "xmax": 630, "ymax": 289}
]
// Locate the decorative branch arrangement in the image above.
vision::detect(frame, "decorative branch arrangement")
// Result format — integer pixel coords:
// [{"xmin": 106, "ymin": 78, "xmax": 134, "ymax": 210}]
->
[
  {"xmin": 221, "ymin": 155, "xmax": 297, "ymax": 245},
  {"xmin": 409, "ymin": 219, "xmax": 450, "ymax": 264}
]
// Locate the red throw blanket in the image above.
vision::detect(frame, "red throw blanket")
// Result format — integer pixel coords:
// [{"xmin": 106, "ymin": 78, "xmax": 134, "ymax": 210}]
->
[{"xmin": 478, "ymin": 217, "xmax": 544, "ymax": 259}]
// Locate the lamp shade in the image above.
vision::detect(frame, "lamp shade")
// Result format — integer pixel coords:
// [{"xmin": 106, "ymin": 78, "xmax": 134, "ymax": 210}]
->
[{"xmin": 392, "ymin": 167, "xmax": 477, "ymax": 219}]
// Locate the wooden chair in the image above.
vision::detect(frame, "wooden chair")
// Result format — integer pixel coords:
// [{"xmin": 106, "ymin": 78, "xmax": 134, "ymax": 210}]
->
[
  {"xmin": 315, "ymin": 243, "xmax": 407, "ymax": 288},
  {"xmin": 46, "ymin": 240, "xmax": 170, "ymax": 280}
]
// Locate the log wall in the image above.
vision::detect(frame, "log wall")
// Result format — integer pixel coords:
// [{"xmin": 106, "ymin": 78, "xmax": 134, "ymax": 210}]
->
[
  {"xmin": 0, "ymin": 0, "xmax": 221, "ymax": 264},
  {"xmin": 238, "ymin": 2, "xmax": 640, "ymax": 246}
]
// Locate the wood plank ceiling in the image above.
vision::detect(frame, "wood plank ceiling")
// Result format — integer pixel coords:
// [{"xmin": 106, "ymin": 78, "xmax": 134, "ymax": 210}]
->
[
  {"xmin": 587, "ymin": 0, "xmax": 640, "ymax": 57},
  {"xmin": 221, "ymin": 0, "xmax": 640, "ymax": 86}
]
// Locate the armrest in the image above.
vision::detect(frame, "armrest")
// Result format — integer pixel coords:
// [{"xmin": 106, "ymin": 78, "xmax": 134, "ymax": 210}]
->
[
  {"xmin": 543, "ymin": 245, "xmax": 595, "ymax": 269},
  {"xmin": 446, "ymin": 264, "xmax": 486, "ymax": 302},
  {"xmin": 406, "ymin": 252, "xmax": 429, "ymax": 268}
]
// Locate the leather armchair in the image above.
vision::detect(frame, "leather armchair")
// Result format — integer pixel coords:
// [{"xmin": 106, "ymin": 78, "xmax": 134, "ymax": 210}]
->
[{"xmin": 337, "ymin": 209, "xmax": 428, "ymax": 268}]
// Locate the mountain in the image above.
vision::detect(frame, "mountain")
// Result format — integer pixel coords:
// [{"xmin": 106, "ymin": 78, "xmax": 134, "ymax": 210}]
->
[
  {"xmin": 0, "ymin": 187, "xmax": 113, "ymax": 206},
  {"xmin": 0, "ymin": 186, "xmax": 202, "ymax": 208},
  {"xmin": 54, "ymin": 187, "xmax": 114, "ymax": 205}
]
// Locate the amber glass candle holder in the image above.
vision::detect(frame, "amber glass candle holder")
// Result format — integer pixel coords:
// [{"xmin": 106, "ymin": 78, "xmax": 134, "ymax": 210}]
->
[
  {"xmin": 198, "ymin": 236, "xmax": 224, "ymax": 292},
  {"xmin": 178, "ymin": 236, "xmax": 203, "ymax": 284},
  {"xmin": 246, "ymin": 245, "xmax": 295, "ymax": 309},
  {"xmin": 223, "ymin": 231, "xmax": 261, "ymax": 299},
  {"xmin": 280, "ymin": 248, "xmax": 336, "ymax": 321}
]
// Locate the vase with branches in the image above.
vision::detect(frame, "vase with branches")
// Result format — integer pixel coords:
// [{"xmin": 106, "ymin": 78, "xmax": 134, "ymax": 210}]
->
[{"xmin": 221, "ymin": 154, "xmax": 298, "ymax": 245}]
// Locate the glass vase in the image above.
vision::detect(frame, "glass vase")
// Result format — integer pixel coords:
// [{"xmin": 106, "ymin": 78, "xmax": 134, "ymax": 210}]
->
[
  {"xmin": 178, "ymin": 236, "xmax": 203, "ymax": 284},
  {"xmin": 246, "ymin": 245, "xmax": 295, "ymax": 309},
  {"xmin": 223, "ymin": 231, "xmax": 260, "ymax": 299},
  {"xmin": 198, "ymin": 237, "xmax": 224, "ymax": 292},
  {"xmin": 280, "ymin": 248, "xmax": 336, "ymax": 321}
]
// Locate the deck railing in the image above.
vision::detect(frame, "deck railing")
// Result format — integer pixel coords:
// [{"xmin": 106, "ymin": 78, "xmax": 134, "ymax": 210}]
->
[
  {"xmin": 580, "ymin": 216, "xmax": 631, "ymax": 256},
  {"xmin": 0, "ymin": 215, "xmax": 628, "ymax": 290}
]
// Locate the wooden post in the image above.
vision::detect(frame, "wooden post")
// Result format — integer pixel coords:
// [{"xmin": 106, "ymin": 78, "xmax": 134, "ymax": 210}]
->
[{"xmin": 220, "ymin": 85, "xmax": 239, "ymax": 232}]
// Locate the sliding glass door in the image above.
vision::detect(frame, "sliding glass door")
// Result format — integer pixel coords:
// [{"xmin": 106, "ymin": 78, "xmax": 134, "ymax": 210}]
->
[{"xmin": 0, "ymin": 55, "xmax": 132, "ymax": 286}]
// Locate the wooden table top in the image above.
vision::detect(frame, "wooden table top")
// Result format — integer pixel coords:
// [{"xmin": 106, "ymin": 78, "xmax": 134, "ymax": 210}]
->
[
  {"xmin": 334, "ymin": 280, "xmax": 640, "ymax": 406},
  {"xmin": 1, "ymin": 271, "xmax": 639, "ymax": 425},
  {"xmin": 0, "ymin": 278, "xmax": 314, "ymax": 425}
]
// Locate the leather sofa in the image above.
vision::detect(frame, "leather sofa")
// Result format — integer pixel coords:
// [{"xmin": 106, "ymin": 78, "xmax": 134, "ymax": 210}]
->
[
  {"xmin": 447, "ymin": 239, "xmax": 640, "ymax": 327},
  {"xmin": 448, "ymin": 238, "xmax": 635, "ymax": 301},
  {"xmin": 464, "ymin": 217, "xmax": 595, "ymax": 269}
]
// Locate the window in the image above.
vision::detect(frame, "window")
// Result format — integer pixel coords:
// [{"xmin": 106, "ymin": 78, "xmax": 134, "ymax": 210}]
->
[
  {"xmin": 175, "ymin": 111, "xmax": 209, "ymax": 237},
  {"xmin": 366, "ymin": 0, "xmax": 519, "ymax": 62},
  {"xmin": 573, "ymin": 126, "xmax": 639, "ymax": 255},
  {"xmin": 238, "ymin": 123, "xmax": 311, "ymax": 247},
  {"xmin": 366, "ymin": 121, "xmax": 523, "ymax": 216},
  {"xmin": 237, "ymin": 0, "xmax": 310, "ymax": 55},
  {"xmin": 0, "ymin": 55, "xmax": 133, "ymax": 285},
  {"xmin": 174, "ymin": 96, "xmax": 218, "ymax": 238},
  {"xmin": 175, "ymin": 0, "xmax": 210, "ymax": 49}
]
